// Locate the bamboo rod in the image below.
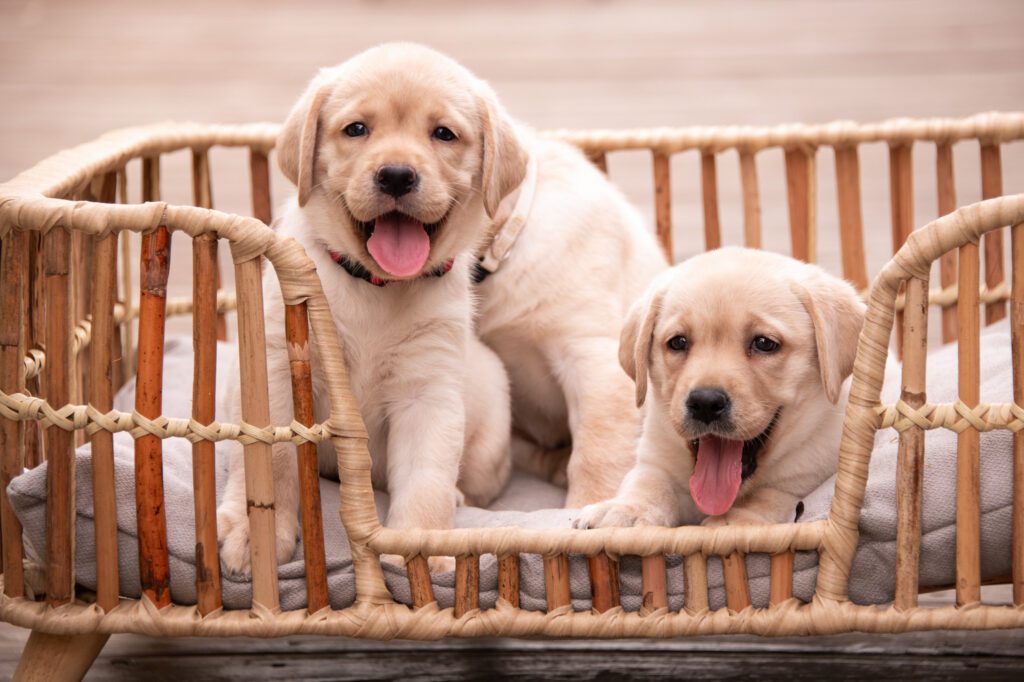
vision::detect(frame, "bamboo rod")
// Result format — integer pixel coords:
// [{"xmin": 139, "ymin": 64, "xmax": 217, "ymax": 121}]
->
[
  {"xmin": 894, "ymin": 275, "xmax": 929, "ymax": 610},
  {"xmin": 192, "ymin": 149, "xmax": 227, "ymax": 340},
  {"xmin": 834, "ymin": 145, "xmax": 869, "ymax": 291},
  {"xmin": 587, "ymin": 552, "xmax": 620, "ymax": 613},
  {"xmin": 889, "ymin": 143, "xmax": 914, "ymax": 354},
  {"xmin": 640, "ymin": 554, "xmax": 668, "ymax": 612},
  {"xmin": 543, "ymin": 554, "xmax": 571, "ymax": 611},
  {"xmin": 89, "ymin": 222, "xmax": 119, "ymax": 613},
  {"xmin": 937, "ymin": 143, "xmax": 959, "ymax": 343},
  {"xmin": 70, "ymin": 228, "xmax": 90, "ymax": 447},
  {"xmin": 739, "ymin": 150, "xmax": 762, "ymax": 249},
  {"xmin": 454, "ymin": 554, "xmax": 479, "ymax": 617},
  {"xmin": 1012, "ymin": 216, "xmax": 1024, "ymax": 606},
  {"xmin": 683, "ymin": 553, "xmax": 709, "ymax": 613},
  {"xmin": 250, "ymin": 149, "xmax": 273, "ymax": 225},
  {"xmin": 233, "ymin": 254, "xmax": 280, "ymax": 610},
  {"xmin": 285, "ymin": 302, "xmax": 328, "ymax": 613},
  {"xmin": 956, "ymin": 239, "xmax": 982, "ymax": 607},
  {"xmin": 0, "ymin": 228, "xmax": 27, "ymax": 597},
  {"xmin": 191, "ymin": 231, "xmax": 222, "ymax": 615},
  {"xmin": 784, "ymin": 147, "xmax": 816, "ymax": 262},
  {"xmin": 652, "ymin": 151, "xmax": 673, "ymax": 262},
  {"xmin": 586, "ymin": 151, "xmax": 608, "ymax": 174},
  {"xmin": 769, "ymin": 552, "xmax": 794, "ymax": 606},
  {"xmin": 981, "ymin": 144, "xmax": 1006, "ymax": 325},
  {"xmin": 134, "ymin": 222, "xmax": 172, "ymax": 608},
  {"xmin": 700, "ymin": 151, "xmax": 721, "ymax": 251},
  {"xmin": 44, "ymin": 227, "xmax": 74, "ymax": 606},
  {"xmin": 24, "ymin": 234, "xmax": 44, "ymax": 469},
  {"xmin": 405, "ymin": 555, "xmax": 435, "ymax": 609},
  {"xmin": 722, "ymin": 552, "xmax": 751, "ymax": 612},
  {"xmin": 498, "ymin": 553, "xmax": 520, "ymax": 608}
]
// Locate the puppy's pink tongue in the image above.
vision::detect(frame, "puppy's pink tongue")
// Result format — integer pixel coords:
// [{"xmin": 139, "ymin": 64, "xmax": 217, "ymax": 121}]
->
[
  {"xmin": 689, "ymin": 435, "xmax": 744, "ymax": 516},
  {"xmin": 366, "ymin": 213, "xmax": 431, "ymax": 277}
]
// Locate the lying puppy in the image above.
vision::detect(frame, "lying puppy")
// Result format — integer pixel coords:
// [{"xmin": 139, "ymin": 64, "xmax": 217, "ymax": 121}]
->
[
  {"xmin": 575, "ymin": 247, "xmax": 866, "ymax": 529},
  {"xmin": 217, "ymin": 45, "xmax": 517, "ymax": 574}
]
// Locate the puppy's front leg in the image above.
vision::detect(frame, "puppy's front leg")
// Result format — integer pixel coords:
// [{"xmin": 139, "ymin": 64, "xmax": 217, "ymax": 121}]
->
[
  {"xmin": 574, "ymin": 462, "xmax": 684, "ymax": 529},
  {"xmin": 702, "ymin": 486, "xmax": 803, "ymax": 527}
]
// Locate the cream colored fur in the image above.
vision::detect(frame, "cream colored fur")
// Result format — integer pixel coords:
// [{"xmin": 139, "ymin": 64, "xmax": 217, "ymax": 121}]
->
[{"xmin": 575, "ymin": 248, "xmax": 866, "ymax": 529}]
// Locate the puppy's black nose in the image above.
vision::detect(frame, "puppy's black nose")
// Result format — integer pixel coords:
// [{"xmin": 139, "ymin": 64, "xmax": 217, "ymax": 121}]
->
[
  {"xmin": 686, "ymin": 387, "xmax": 731, "ymax": 424},
  {"xmin": 375, "ymin": 164, "xmax": 418, "ymax": 198}
]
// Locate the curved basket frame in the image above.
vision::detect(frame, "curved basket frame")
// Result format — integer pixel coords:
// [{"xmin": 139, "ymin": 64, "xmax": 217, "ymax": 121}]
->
[{"xmin": 0, "ymin": 114, "xmax": 1022, "ymax": 639}]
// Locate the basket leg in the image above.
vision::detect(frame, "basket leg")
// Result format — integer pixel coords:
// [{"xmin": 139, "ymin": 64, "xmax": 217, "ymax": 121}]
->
[{"xmin": 14, "ymin": 630, "xmax": 109, "ymax": 682}]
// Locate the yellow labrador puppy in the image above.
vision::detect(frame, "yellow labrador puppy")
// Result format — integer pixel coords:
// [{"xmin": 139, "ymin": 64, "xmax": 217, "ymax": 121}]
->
[
  {"xmin": 575, "ymin": 248, "xmax": 865, "ymax": 529},
  {"xmin": 217, "ymin": 44, "xmax": 518, "ymax": 575}
]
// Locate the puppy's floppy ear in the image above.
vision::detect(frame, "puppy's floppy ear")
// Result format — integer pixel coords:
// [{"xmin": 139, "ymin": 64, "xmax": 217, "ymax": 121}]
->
[
  {"xmin": 477, "ymin": 93, "xmax": 528, "ymax": 219},
  {"xmin": 619, "ymin": 284, "xmax": 667, "ymax": 408},
  {"xmin": 277, "ymin": 77, "xmax": 331, "ymax": 207},
  {"xmin": 792, "ymin": 272, "xmax": 867, "ymax": 404}
]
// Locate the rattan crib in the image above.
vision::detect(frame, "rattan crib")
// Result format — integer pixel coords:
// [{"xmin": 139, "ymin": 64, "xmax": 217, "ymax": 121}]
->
[{"xmin": 1, "ymin": 112, "xmax": 1023, "ymax": 680}]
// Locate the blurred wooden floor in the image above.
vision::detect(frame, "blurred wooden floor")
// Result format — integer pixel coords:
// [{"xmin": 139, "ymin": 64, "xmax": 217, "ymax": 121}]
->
[{"xmin": 2, "ymin": 0, "xmax": 1024, "ymax": 678}]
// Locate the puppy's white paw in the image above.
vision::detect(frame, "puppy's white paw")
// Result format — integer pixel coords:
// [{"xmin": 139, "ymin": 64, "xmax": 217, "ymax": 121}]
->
[
  {"xmin": 217, "ymin": 507, "xmax": 299, "ymax": 579},
  {"xmin": 573, "ymin": 501, "xmax": 668, "ymax": 529}
]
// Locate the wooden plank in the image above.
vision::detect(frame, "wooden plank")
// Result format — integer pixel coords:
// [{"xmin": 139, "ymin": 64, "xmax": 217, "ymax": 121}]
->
[
  {"xmin": 652, "ymin": 151, "xmax": 673, "ymax": 262},
  {"xmin": 739, "ymin": 150, "xmax": 762, "ymax": 249},
  {"xmin": 769, "ymin": 552, "xmax": 794, "ymax": 606},
  {"xmin": 44, "ymin": 226, "xmax": 74, "ymax": 606},
  {"xmin": 956, "ymin": 239, "xmax": 981, "ymax": 607},
  {"xmin": 192, "ymin": 149, "xmax": 227, "ymax": 340},
  {"xmin": 134, "ymin": 221, "xmax": 172, "ymax": 608},
  {"xmin": 405, "ymin": 555, "xmax": 435, "ymax": 609},
  {"xmin": 894, "ymin": 275, "xmax": 928, "ymax": 610},
  {"xmin": 284, "ymin": 302, "xmax": 328, "ymax": 614},
  {"xmin": 543, "ymin": 554, "xmax": 571, "ymax": 611},
  {"xmin": 700, "ymin": 151, "xmax": 721, "ymax": 250},
  {"xmin": 834, "ymin": 145, "xmax": 868, "ymax": 291},
  {"xmin": 722, "ymin": 552, "xmax": 751, "ymax": 612},
  {"xmin": 497, "ymin": 554, "xmax": 520, "ymax": 608},
  {"xmin": 191, "ymin": 231, "xmax": 222, "ymax": 615},
  {"xmin": 980, "ymin": 144, "xmax": 1006, "ymax": 325},
  {"xmin": 936, "ymin": 143, "xmax": 959, "ymax": 344},
  {"xmin": 587, "ymin": 552, "xmax": 620, "ymax": 613},
  {"xmin": 640, "ymin": 554, "xmax": 668, "ymax": 612},
  {"xmin": 683, "ymin": 553, "xmax": 709, "ymax": 612},
  {"xmin": 234, "ymin": 255, "xmax": 281, "ymax": 610},
  {"xmin": 1012, "ymin": 217, "xmax": 1024, "ymax": 607},
  {"xmin": 784, "ymin": 147, "xmax": 816, "ymax": 262},
  {"xmin": 454, "ymin": 554, "xmax": 479, "ymax": 617}
]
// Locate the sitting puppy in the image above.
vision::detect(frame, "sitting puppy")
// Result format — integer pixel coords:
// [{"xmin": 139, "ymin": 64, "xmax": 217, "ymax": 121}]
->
[
  {"xmin": 575, "ymin": 247, "xmax": 866, "ymax": 529},
  {"xmin": 217, "ymin": 45, "xmax": 517, "ymax": 574}
]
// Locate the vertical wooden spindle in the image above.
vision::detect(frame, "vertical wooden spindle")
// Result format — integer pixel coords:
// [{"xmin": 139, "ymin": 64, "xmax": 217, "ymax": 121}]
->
[
  {"xmin": 587, "ymin": 552, "xmax": 620, "ymax": 613},
  {"xmin": 0, "ymin": 229, "xmax": 27, "ymax": 597},
  {"xmin": 454, "ymin": 554, "xmax": 479, "ymax": 617},
  {"xmin": 44, "ymin": 227, "xmax": 74, "ymax": 606},
  {"xmin": 192, "ymin": 149, "xmax": 227, "ymax": 341},
  {"xmin": 192, "ymin": 230, "xmax": 222, "ymax": 615},
  {"xmin": 784, "ymin": 147, "xmax": 816, "ymax": 263},
  {"xmin": 285, "ymin": 302, "xmax": 329, "ymax": 613},
  {"xmin": 652, "ymin": 151, "xmax": 673, "ymax": 262},
  {"xmin": 956, "ymin": 238, "xmax": 982, "ymax": 607},
  {"xmin": 936, "ymin": 143, "xmax": 959, "ymax": 343},
  {"xmin": 543, "ymin": 554, "xmax": 571, "ymax": 611},
  {"xmin": 586, "ymin": 151, "xmax": 608, "ymax": 175},
  {"xmin": 233, "ymin": 252, "xmax": 280, "ymax": 609},
  {"xmin": 498, "ymin": 553, "xmax": 520, "ymax": 608},
  {"xmin": 250, "ymin": 149, "xmax": 273, "ymax": 225},
  {"xmin": 1011, "ymin": 216, "xmax": 1024, "ymax": 606},
  {"xmin": 700, "ymin": 151, "xmax": 721, "ymax": 251},
  {"xmin": 889, "ymin": 144, "xmax": 914, "ymax": 353},
  {"xmin": 134, "ymin": 220, "xmax": 172, "ymax": 608},
  {"xmin": 739, "ymin": 150, "xmax": 762, "ymax": 249},
  {"xmin": 90, "ymin": 216, "xmax": 120, "ymax": 612},
  {"xmin": 640, "ymin": 554, "xmax": 668, "ymax": 612},
  {"xmin": 894, "ymin": 275, "xmax": 929, "ymax": 610},
  {"xmin": 682, "ymin": 554, "xmax": 709, "ymax": 613},
  {"xmin": 24, "ymin": 233, "xmax": 44, "ymax": 469},
  {"xmin": 769, "ymin": 552, "xmax": 794, "ymax": 606},
  {"xmin": 980, "ymin": 144, "xmax": 1006, "ymax": 325},
  {"xmin": 721, "ymin": 552, "xmax": 751, "ymax": 612},
  {"xmin": 834, "ymin": 145, "xmax": 869, "ymax": 292},
  {"xmin": 406, "ymin": 555, "xmax": 435, "ymax": 609}
]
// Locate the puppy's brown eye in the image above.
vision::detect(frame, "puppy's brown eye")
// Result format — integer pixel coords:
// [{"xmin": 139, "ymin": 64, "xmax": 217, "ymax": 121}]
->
[
  {"xmin": 667, "ymin": 335, "xmax": 689, "ymax": 352},
  {"xmin": 432, "ymin": 126, "xmax": 457, "ymax": 142},
  {"xmin": 751, "ymin": 336, "xmax": 780, "ymax": 353},
  {"xmin": 343, "ymin": 122, "xmax": 368, "ymax": 137}
]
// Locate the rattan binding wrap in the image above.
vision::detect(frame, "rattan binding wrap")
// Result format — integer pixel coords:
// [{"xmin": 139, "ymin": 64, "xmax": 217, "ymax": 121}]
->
[{"xmin": 0, "ymin": 114, "xmax": 1023, "ymax": 645}]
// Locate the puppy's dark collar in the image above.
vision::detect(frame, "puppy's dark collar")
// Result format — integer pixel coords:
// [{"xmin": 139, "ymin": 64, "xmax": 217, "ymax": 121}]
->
[{"xmin": 327, "ymin": 249, "xmax": 454, "ymax": 287}]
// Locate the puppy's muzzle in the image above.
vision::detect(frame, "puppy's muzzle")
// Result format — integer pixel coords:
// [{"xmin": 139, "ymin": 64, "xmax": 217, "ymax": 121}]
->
[
  {"xmin": 375, "ymin": 164, "xmax": 419, "ymax": 198},
  {"xmin": 686, "ymin": 387, "xmax": 731, "ymax": 425}
]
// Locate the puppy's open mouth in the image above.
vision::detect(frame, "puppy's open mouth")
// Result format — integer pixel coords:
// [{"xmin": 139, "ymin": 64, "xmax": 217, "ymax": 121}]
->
[
  {"xmin": 686, "ymin": 410, "xmax": 780, "ymax": 517},
  {"xmin": 346, "ymin": 206, "xmax": 448, "ymax": 278}
]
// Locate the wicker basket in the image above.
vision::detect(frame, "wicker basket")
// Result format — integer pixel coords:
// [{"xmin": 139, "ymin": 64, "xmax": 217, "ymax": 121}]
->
[{"xmin": 1, "ymin": 112, "xmax": 1023, "ymax": 679}]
